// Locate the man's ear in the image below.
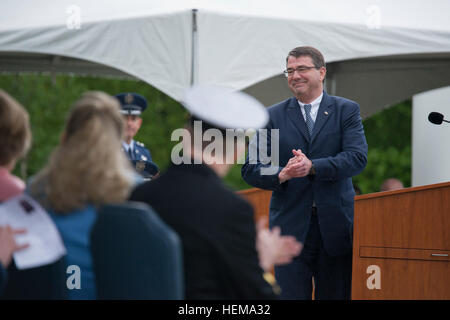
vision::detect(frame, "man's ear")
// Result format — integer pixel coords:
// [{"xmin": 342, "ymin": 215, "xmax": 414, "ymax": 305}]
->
[
  {"xmin": 320, "ymin": 67, "xmax": 327, "ymax": 82},
  {"xmin": 136, "ymin": 117, "xmax": 143, "ymax": 129}
]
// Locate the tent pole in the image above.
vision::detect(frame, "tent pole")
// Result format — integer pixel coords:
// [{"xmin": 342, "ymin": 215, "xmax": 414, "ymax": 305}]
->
[{"xmin": 190, "ymin": 8, "xmax": 198, "ymax": 86}]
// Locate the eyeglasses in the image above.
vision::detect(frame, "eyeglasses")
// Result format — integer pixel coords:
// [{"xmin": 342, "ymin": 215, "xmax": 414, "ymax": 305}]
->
[{"xmin": 283, "ymin": 66, "xmax": 319, "ymax": 77}]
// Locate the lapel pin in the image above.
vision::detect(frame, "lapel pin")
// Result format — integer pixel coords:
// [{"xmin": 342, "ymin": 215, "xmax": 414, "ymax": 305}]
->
[{"xmin": 324, "ymin": 111, "xmax": 329, "ymax": 115}]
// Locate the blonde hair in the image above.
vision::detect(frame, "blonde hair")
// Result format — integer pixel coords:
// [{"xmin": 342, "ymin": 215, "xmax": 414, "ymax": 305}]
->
[
  {"xmin": 0, "ymin": 90, "xmax": 32, "ymax": 166},
  {"xmin": 30, "ymin": 91, "xmax": 134, "ymax": 213}
]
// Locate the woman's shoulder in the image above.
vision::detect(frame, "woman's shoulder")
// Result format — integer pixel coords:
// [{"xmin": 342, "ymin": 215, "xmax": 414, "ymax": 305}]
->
[{"xmin": 0, "ymin": 169, "xmax": 25, "ymax": 201}]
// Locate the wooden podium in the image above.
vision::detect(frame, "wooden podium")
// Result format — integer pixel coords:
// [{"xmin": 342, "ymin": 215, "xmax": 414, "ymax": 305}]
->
[
  {"xmin": 238, "ymin": 182, "xmax": 450, "ymax": 300},
  {"xmin": 352, "ymin": 181, "xmax": 450, "ymax": 300},
  {"xmin": 238, "ymin": 188, "xmax": 272, "ymax": 223}
]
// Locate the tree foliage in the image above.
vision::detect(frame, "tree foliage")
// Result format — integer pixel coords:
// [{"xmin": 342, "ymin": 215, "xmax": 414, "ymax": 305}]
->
[{"xmin": 354, "ymin": 101, "xmax": 411, "ymax": 194}]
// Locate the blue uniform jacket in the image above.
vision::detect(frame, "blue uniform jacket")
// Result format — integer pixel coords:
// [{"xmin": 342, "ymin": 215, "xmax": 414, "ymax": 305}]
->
[{"xmin": 123, "ymin": 141, "xmax": 159, "ymax": 177}]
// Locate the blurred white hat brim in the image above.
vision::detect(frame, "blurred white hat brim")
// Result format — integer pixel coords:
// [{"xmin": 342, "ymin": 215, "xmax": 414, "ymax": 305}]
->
[{"xmin": 182, "ymin": 85, "xmax": 269, "ymax": 129}]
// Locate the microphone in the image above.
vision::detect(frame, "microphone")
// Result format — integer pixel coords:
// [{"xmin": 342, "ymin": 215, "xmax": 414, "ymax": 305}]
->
[{"xmin": 428, "ymin": 112, "xmax": 450, "ymax": 125}]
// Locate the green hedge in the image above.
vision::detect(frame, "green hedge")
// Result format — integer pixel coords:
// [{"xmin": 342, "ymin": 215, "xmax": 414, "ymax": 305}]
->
[
  {"xmin": 1, "ymin": 74, "xmax": 411, "ymax": 194},
  {"xmin": 354, "ymin": 101, "xmax": 411, "ymax": 193}
]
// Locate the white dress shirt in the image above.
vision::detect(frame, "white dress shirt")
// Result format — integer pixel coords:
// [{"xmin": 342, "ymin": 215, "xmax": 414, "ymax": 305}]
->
[{"xmin": 122, "ymin": 140, "xmax": 135, "ymax": 154}]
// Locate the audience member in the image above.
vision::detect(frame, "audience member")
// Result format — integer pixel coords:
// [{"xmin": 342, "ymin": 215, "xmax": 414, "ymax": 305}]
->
[
  {"xmin": 0, "ymin": 90, "xmax": 32, "ymax": 296},
  {"xmin": 130, "ymin": 85, "xmax": 302, "ymax": 299},
  {"xmin": 380, "ymin": 178, "xmax": 404, "ymax": 192},
  {"xmin": 0, "ymin": 90, "xmax": 32, "ymax": 202},
  {"xmin": 29, "ymin": 91, "xmax": 134, "ymax": 299}
]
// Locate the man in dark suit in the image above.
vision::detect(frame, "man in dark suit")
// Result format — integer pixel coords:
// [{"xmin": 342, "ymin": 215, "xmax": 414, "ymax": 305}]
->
[
  {"xmin": 129, "ymin": 85, "xmax": 302, "ymax": 299},
  {"xmin": 241, "ymin": 46, "xmax": 368, "ymax": 299}
]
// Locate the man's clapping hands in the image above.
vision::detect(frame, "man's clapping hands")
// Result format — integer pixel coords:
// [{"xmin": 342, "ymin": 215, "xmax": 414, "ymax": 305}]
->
[{"xmin": 278, "ymin": 149, "xmax": 313, "ymax": 183}]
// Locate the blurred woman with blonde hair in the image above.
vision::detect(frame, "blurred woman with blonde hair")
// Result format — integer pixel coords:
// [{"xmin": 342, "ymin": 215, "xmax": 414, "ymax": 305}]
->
[{"xmin": 29, "ymin": 91, "xmax": 134, "ymax": 299}]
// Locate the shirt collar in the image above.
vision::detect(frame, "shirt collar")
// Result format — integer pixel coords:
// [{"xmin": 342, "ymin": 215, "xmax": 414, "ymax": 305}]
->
[
  {"xmin": 122, "ymin": 140, "xmax": 135, "ymax": 151},
  {"xmin": 297, "ymin": 92, "xmax": 323, "ymax": 109}
]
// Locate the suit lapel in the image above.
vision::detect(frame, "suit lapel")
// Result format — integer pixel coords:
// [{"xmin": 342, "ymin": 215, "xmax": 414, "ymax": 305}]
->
[
  {"xmin": 286, "ymin": 98, "xmax": 310, "ymax": 142},
  {"xmin": 311, "ymin": 92, "xmax": 334, "ymax": 143}
]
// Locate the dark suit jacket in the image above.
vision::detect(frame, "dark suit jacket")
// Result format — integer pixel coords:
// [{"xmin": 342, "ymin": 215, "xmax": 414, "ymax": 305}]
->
[
  {"xmin": 242, "ymin": 91, "xmax": 368, "ymax": 256},
  {"xmin": 129, "ymin": 163, "xmax": 275, "ymax": 299},
  {"xmin": 1, "ymin": 257, "xmax": 67, "ymax": 299}
]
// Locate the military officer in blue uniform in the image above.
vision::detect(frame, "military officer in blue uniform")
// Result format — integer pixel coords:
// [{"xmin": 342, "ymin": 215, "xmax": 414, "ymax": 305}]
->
[{"xmin": 115, "ymin": 92, "xmax": 159, "ymax": 179}]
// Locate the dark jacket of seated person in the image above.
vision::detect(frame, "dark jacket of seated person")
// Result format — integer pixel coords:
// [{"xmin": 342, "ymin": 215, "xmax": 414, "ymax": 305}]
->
[{"xmin": 130, "ymin": 162, "xmax": 276, "ymax": 300}]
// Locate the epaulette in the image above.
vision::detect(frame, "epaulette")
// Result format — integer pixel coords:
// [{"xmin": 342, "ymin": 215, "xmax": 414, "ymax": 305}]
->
[{"xmin": 136, "ymin": 141, "xmax": 145, "ymax": 147}]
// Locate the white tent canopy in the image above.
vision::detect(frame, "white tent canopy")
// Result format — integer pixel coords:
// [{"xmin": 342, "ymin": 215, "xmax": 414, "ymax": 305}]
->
[{"xmin": 1, "ymin": 0, "xmax": 450, "ymax": 117}]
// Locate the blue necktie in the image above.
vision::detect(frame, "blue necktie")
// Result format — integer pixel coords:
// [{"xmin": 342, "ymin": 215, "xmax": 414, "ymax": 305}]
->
[{"xmin": 304, "ymin": 104, "xmax": 314, "ymax": 136}]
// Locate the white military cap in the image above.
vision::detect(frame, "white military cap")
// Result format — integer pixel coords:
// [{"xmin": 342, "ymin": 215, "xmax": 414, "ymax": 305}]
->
[{"xmin": 182, "ymin": 85, "xmax": 269, "ymax": 129}]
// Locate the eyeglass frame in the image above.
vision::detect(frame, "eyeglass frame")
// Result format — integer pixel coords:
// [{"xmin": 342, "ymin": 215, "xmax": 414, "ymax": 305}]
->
[{"xmin": 283, "ymin": 66, "xmax": 321, "ymax": 77}]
